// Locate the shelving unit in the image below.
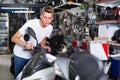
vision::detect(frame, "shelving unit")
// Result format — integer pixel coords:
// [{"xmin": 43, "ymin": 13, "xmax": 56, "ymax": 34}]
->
[
  {"xmin": 95, "ymin": 0, "xmax": 120, "ymax": 41},
  {"xmin": 96, "ymin": 0, "xmax": 120, "ymax": 22},
  {"xmin": 0, "ymin": 13, "xmax": 9, "ymax": 54},
  {"xmin": 96, "ymin": 20, "xmax": 120, "ymax": 24},
  {"xmin": 54, "ymin": 2, "xmax": 81, "ymax": 12},
  {"xmin": 96, "ymin": 0, "xmax": 120, "ymax": 8}
]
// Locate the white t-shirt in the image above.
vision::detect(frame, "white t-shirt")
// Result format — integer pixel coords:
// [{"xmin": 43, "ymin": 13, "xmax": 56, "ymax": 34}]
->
[{"xmin": 13, "ymin": 19, "xmax": 53, "ymax": 59}]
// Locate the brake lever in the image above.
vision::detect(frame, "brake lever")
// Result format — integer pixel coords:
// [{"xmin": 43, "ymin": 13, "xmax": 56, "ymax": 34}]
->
[{"xmin": 23, "ymin": 49, "xmax": 34, "ymax": 51}]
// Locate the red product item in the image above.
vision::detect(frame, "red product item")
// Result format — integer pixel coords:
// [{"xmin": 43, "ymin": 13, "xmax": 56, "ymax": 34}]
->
[
  {"xmin": 72, "ymin": 40, "xmax": 77, "ymax": 48},
  {"xmin": 114, "ymin": 7, "xmax": 119, "ymax": 16},
  {"xmin": 82, "ymin": 42, "xmax": 87, "ymax": 49}
]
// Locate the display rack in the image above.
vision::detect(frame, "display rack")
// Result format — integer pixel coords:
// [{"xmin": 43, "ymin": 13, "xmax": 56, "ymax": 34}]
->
[
  {"xmin": 96, "ymin": 0, "xmax": 120, "ymax": 8},
  {"xmin": 54, "ymin": 2, "xmax": 81, "ymax": 12},
  {"xmin": 96, "ymin": 20, "xmax": 120, "ymax": 24},
  {"xmin": 96, "ymin": 0, "xmax": 120, "ymax": 23},
  {"xmin": 0, "ymin": 13, "xmax": 9, "ymax": 54},
  {"xmin": 95, "ymin": 0, "xmax": 120, "ymax": 41}
]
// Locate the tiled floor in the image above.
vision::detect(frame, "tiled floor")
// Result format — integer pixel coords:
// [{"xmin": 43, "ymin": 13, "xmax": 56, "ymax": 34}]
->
[{"xmin": 0, "ymin": 53, "xmax": 14, "ymax": 80}]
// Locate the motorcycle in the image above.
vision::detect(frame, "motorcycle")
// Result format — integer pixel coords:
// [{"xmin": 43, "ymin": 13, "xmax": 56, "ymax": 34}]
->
[{"xmin": 16, "ymin": 27, "xmax": 108, "ymax": 80}]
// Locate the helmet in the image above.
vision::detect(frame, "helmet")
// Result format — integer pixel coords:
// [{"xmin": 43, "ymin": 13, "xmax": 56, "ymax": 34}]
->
[{"xmin": 57, "ymin": 44, "xmax": 68, "ymax": 54}]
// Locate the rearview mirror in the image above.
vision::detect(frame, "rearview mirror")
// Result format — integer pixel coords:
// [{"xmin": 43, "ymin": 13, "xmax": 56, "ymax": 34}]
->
[
  {"xmin": 24, "ymin": 34, "xmax": 30, "ymax": 42},
  {"xmin": 28, "ymin": 27, "xmax": 38, "ymax": 45}
]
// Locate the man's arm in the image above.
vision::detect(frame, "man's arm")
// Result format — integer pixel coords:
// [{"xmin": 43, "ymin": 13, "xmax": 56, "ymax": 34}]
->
[
  {"xmin": 11, "ymin": 31, "xmax": 34, "ymax": 49},
  {"xmin": 41, "ymin": 37, "xmax": 51, "ymax": 52},
  {"xmin": 11, "ymin": 31, "xmax": 27, "ymax": 46}
]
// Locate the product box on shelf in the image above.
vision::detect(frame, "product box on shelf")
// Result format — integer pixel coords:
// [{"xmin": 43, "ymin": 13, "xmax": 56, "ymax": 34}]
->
[{"xmin": 88, "ymin": 40, "xmax": 109, "ymax": 60}]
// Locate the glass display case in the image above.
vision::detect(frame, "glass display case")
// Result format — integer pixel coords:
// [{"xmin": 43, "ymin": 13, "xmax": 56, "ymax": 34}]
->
[{"xmin": 0, "ymin": 13, "xmax": 9, "ymax": 54}]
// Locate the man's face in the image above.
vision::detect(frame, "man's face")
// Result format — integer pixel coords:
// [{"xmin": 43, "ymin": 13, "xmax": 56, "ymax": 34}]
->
[{"xmin": 40, "ymin": 12, "xmax": 53, "ymax": 26}]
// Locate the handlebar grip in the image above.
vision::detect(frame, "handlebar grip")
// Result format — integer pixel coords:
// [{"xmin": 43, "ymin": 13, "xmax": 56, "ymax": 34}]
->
[
  {"xmin": 23, "ymin": 45, "xmax": 36, "ymax": 51},
  {"xmin": 23, "ymin": 49, "xmax": 33, "ymax": 51}
]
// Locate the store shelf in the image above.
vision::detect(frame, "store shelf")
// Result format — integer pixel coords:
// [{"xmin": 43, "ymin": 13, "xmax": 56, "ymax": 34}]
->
[
  {"xmin": 0, "ymin": 3, "xmax": 46, "ymax": 7},
  {"xmin": 0, "ymin": 13, "xmax": 9, "ymax": 54},
  {"xmin": 96, "ymin": 0, "xmax": 114, "ymax": 4},
  {"xmin": 96, "ymin": 20, "xmax": 120, "ymax": 24},
  {"xmin": 0, "ymin": 34, "xmax": 8, "ymax": 36},
  {"xmin": 54, "ymin": 2, "xmax": 81, "ymax": 12},
  {"xmin": 95, "ymin": 0, "xmax": 120, "ymax": 25},
  {"xmin": 96, "ymin": 0, "xmax": 120, "ymax": 8}
]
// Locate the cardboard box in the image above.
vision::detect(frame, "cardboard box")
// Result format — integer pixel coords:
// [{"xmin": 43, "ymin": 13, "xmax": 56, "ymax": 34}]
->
[
  {"xmin": 98, "ymin": 24, "xmax": 119, "ymax": 41},
  {"xmin": 89, "ymin": 40, "xmax": 109, "ymax": 60},
  {"xmin": 94, "ymin": 37, "xmax": 109, "ymax": 42}
]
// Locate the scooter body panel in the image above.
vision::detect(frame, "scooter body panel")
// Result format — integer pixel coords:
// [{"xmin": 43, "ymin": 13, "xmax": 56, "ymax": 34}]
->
[
  {"xmin": 55, "ymin": 57, "xmax": 70, "ymax": 80},
  {"xmin": 16, "ymin": 51, "xmax": 55, "ymax": 80},
  {"xmin": 22, "ymin": 67, "xmax": 55, "ymax": 80}
]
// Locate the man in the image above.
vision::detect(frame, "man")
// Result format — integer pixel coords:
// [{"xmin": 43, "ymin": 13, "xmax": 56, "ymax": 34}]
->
[{"xmin": 11, "ymin": 6, "xmax": 54, "ymax": 78}]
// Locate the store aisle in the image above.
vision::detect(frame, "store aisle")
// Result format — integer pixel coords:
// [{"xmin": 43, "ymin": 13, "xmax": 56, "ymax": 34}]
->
[{"xmin": 0, "ymin": 54, "xmax": 14, "ymax": 80}]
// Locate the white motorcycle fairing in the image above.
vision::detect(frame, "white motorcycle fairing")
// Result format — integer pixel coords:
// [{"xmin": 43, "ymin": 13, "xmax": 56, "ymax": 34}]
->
[
  {"xmin": 15, "ymin": 51, "xmax": 56, "ymax": 80},
  {"xmin": 16, "ymin": 67, "xmax": 55, "ymax": 80},
  {"xmin": 22, "ymin": 67, "xmax": 55, "ymax": 80},
  {"xmin": 54, "ymin": 57, "xmax": 70, "ymax": 80}
]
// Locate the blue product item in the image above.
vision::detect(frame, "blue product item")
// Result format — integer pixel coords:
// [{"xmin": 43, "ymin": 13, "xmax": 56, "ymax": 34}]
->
[{"xmin": 110, "ymin": 56, "xmax": 120, "ymax": 76}]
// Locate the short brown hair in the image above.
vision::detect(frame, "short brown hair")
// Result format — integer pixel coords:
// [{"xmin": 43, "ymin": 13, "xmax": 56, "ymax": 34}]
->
[{"xmin": 41, "ymin": 6, "xmax": 54, "ymax": 16}]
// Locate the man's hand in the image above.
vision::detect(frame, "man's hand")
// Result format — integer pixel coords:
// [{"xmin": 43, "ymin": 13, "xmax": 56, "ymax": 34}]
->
[{"xmin": 25, "ymin": 43, "xmax": 34, "ymax": 50}]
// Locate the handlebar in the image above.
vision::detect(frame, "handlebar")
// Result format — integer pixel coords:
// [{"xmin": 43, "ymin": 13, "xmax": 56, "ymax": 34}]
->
[
  {"xmin": 23, "ymin": 45, "xmax": 47, "ymax": 52},
  {"xmin": 24, "ymin": 46, "xmax": 57, "ymax": 63}
]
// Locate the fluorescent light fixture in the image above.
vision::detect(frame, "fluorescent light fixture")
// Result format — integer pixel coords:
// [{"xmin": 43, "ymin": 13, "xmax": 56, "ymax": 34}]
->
[
  {"xmin": 1, "ymin": 7, "xmax": 28, "ymax": 10},
  {"xmin": 12, "ymin": 11, "xmax": 35, "ymax": 13},
  {"xmin": 54, "ymin": 2, "xmax": 81, "ymax": 9}
]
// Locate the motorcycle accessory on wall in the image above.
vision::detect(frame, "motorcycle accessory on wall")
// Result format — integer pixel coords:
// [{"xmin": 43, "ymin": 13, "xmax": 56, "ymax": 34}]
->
[{"xmin": 111, "ymin": 29, "xmax": 120, "ymax": 43}]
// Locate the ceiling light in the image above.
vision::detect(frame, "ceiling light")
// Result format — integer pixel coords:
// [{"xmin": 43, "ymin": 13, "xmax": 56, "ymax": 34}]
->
[
  {"xmin": 12, "ymin": 11, "xmax": 35, "ymax": 13},
  {"xmin": 1, "ymin": 7, "xmax": 27, "ymax": 10}
]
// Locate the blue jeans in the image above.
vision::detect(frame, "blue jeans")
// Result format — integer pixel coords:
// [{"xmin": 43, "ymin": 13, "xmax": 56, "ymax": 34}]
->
[{"xmin": 14, "ymin": 55, "xmax": 30, "ymax": 78}]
